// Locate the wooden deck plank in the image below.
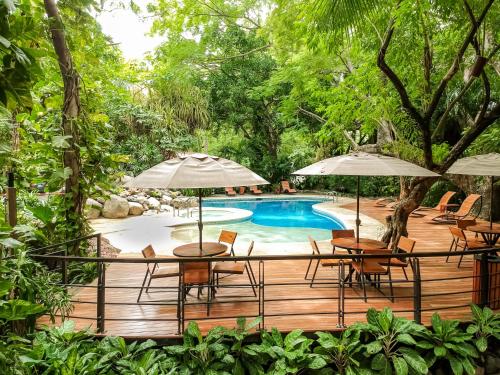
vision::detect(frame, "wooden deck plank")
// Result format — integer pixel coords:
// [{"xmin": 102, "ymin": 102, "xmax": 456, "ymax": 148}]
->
[{"xmin": 37, "ymin": 199, "xmax": 498, "ymax": 337}]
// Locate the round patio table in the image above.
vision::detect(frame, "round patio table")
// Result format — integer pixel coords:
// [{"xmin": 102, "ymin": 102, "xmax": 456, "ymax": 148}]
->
[
  {"xmin": 331, "ymin": 237, "xmax": 387, "ymax": 253},
  {"xmin": 466, "ymin": 224, "xmax": 500, "ymax": 247},
  {"xmin": 173, "ymin": 242, "xmax": 227, "ymax": 257}
]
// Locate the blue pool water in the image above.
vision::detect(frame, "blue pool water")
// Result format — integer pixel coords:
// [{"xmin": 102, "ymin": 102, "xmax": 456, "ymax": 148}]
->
[{"xmin": 203, "ymin": 199, "xmax": 343, "ymax": 230}]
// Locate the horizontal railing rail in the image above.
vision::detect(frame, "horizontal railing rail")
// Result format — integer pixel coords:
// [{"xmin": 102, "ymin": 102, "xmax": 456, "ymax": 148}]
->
[{"xmin": 28, "ymin": 236, "xmax": 499, "ymax": 336}]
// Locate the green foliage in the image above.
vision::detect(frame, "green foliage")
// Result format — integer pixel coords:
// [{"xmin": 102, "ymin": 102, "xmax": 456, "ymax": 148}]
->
[{"xmin": 2, "ymin": 306, "xmax": 499, "ymax": 374}]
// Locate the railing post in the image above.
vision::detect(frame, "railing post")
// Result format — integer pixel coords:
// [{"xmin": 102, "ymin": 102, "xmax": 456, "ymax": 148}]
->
[
  {"xmin": 480, "ymin": 252, "xmax": 490, "ymax": 307},
  {"xmin": 258, "ymin": 260, "xmax": 264, "ymax": 330},
  {"xmin": 96, "ymin": 233, "xmax": 102, "ymax": 257},
  {"xmin": 179, "ymin": 262, "xmax": 185, "ymax": 334},
  {"xmin": 412, "ymin": 258, "xmax": 421, "ymax": 324},
  {"xmin": 61, "ymin": 245, "xmax": 68, "ymax": 285},
  {"xmin": 97, "ymin": 260, "xmax": 106, "ymax": 333},
  {"xmin": 337, "ymin": 260, "xmax": 345, "ymax": 328}
]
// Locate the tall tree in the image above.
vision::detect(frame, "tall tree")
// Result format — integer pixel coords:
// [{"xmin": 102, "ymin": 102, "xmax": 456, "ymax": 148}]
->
[
  {"xmin": 291, "ymin": 0, "xmax": 499, "ymax": 244},
  {"xmin": 44, "ymin": 0, "xmax": 84, "ymax": 236}
]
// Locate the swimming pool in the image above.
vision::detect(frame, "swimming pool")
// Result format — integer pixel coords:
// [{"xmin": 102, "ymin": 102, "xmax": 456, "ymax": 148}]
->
[
  {"xmin": 203, "ymin": 198, "xmax": 343, "ymax": 230},
  {"xmin": 174, "ymin": 198, "xmax": 344, "ymax": 243}
]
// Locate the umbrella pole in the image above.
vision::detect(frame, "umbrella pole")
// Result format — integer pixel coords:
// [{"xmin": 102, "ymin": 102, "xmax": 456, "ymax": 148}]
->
[
  {"xmin": 490, "ymin": 176, "xmax": 494, "ymax": 229},
  {"xmin": 198, "ymin": 189, "xmax": 203, "ymax": 255},
  {"xmin": 356, "ymin": 176, "xmax": 360, "ymax": 243}
]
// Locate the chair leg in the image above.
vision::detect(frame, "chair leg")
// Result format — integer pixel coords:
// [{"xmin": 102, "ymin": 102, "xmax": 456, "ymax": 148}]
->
[
  {"xmin": 446, "ymin": 239, "xmax": 455, "ymax": 262},
  {"xmin": 246, "ymin": 264, "xmax": 257, "ymax": 297},
  {"xmin": 309, "ymin": 260, "xmax": 320, "ymax": 288},
  {"xmin": 304, "ymin": 258, "xmax": 313, "ymax": 280},
  {"xmin": 402, "ymin": 267, "xmax": 408, "ymax": 280},
  {"xmin": 360, "ymin": 271, "xmax": 367, "ymax": 302},
  {"xmin": 137, "ymin": 269, "xmax": 150, "ymax": 303},
  {"xmin": 388, "ymin": 271, "xmax": 394, "ymax": 303}
]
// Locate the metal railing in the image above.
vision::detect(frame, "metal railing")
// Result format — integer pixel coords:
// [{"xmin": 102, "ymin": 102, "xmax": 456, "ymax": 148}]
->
[{"xmin": 28, "ymin": 235, "xmax": 499, "ymax": 336}]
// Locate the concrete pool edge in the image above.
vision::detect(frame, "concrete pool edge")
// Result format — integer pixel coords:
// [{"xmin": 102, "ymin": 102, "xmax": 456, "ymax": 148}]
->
[{"xmin": 168, "ymin": 207, "xmax": 253, "ymax": 227}]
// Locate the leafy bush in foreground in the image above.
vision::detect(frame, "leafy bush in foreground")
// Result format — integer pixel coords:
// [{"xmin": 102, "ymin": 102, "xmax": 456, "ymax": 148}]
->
[{"xmin": 1, "ymin": 306, "xmax": 499, "ymax": 375}]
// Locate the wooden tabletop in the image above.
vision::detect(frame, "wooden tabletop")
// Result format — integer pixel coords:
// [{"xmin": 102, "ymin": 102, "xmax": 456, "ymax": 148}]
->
[
  {"xmin": 173, "ymin": 242, "xmax": 227, "ymax": 257},
  {"xmin": 331, "ymin": 237, "xmax": 386, "ymax": 251},
  {"xmin": 466, "ymin": 224, "xmax": 500, "ymax": 234}
]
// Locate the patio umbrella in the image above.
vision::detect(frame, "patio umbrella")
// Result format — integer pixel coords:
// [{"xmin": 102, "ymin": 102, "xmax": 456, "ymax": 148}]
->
[
  {"xmin": 293, "ymin": 152, "xmax": 440, "ymax": 242},
  {"xmin": 447, "ymin": 152, "xmax": 500, "ymax": 228},
  {"xmin": 125, "ymin": 153, "xmax": 269, "ymax": 254}
]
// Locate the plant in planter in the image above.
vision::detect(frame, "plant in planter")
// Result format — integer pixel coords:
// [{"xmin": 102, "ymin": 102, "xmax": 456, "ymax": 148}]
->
[
  {"xmin": 353, "ymin": 307, "xmax": 428, "ymax": 375},
  {"xmin": 415, "ymin": 313, "xmax": 478, "ymax": 375}
]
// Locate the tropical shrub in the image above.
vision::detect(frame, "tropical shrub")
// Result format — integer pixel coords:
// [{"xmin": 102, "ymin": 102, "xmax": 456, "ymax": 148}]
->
[{"xmin": 0, "ymin": 306, "xmax": 498, "ymax": 375}]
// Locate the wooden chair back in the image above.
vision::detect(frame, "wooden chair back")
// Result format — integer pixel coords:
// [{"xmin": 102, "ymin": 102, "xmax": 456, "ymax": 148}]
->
[
  {"xmin": 281, "ymin": 181, "xmax": 291, "ymax": 190},
  {"xmin": 239, "ymin": 186, "xmax": 245, "ymax": 194},
  {"xmin": 435, "ymin": 191, "xmax": 456, "ymax": 210},
  {"xmin": 225, "ymin": 187, "xmax": 235, "ymax": 194},
  {"xmin": 246, "ymin": 241, "xmax": 255, "ymax": 256},
  {"xmin": 449, "ymin": 226, "xmax": 466, "ymax": 242},
  {"xmin": 397, "ymin": 236, "xmax": 416, "ymax": 254},
  {"xmin": 456, "ymin": 219, "xmax": 477, "ymax": 229},
  {"xmin": 142, "ymin": 245, "xmax": 156, "ymax": 259},
  {"xmin": 332, "ymin": 229, "xmax": 355, "ymax": 240},
  {"xmin": 308, "ymin": 236, "xmax": 320, "ymax": 255},
  {"xmin": 456, "ymin": 194, "xmax": 482, "ymax": 217},
  {"xmin": 219, "ymin": 230, "xmax": 237, "ymax": 246}
]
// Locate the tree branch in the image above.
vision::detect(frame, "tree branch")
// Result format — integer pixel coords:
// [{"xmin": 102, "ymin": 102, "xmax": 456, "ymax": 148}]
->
[
  {"xmin": 424, "ymin": 0, "xmax": 495, "ymax": 120},
  {"xmin": 377, "ymin": 19, "xmax": 425, "ymax": 128},
  {"xmin": 297, "ymin": 106, "xmax": 326, "ymax": 123}
]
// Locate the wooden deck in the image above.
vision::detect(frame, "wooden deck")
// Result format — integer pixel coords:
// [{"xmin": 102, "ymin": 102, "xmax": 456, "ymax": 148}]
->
[{"xmin": 38, "ymin": 199, "xmax": 499, "ymax": 337}]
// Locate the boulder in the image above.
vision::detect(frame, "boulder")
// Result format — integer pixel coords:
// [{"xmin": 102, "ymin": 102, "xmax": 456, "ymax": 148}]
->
[
  {"xmin": 102, "ymin": 195, "xmax": 129, "ymax": 219},
  {"xmin": 120, "ymin": 175, "xmax": 134, "ymax": 185},
  {"xmin": 160, "ymin": 195, "xmax": 172, "ymax": 205},
  {"xmin": 128, "ymin": 202, "xmax": 144, "ymax": 216},
  {"xmin": 147, "ymin": 197, "xmax": 161, "ymax": 209},
  {"xmin": 84, "ymin": 198, "xmax": 102, "ymax": 220},
  {"xmin": 160, "ymin": 204, "xmax": 171, "ymax": 212}
]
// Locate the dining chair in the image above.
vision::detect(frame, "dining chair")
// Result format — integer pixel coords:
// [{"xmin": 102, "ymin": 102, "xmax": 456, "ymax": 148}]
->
[
  {"xmin": 307, "ymin": 236, "xmax": 352, "ymax": 287},
  {"xmin": 305, "ymin": 229, "xmax": 354, "ymax": 280},
  {"xmin": 218, "ymin": 230, "xmax": 238, "ymax": 256},
  {"xmin": 448, "ymin": 226, "xmax": 488, "ymax": 267},
  {"xmin": 212, "ymin": 241, "xmax": 257, "ymax": 296},
  {"xmin": 376, "ymin": 236, "xmax": 416, "ymax": 280},
  {"xmin": 137, "ymin": 245, "xmax": 180, "ymax": 303},
  {"xmin": 351, "ymin": 250, "xmax": 394, "ymax": 303},
  {"xmin": 181, "ymin": 260, "xmax": 212, "ymax": 314}
]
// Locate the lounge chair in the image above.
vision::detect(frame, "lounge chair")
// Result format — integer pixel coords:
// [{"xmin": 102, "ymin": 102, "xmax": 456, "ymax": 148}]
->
[
  {"xmin": 281, "ymin": 180, "xmax": 297, "ymax": 194},
  {"xmin": 427, "ymin": 194, "xmax": 482, "ymax": 224},
  {"xmin": 225, "ymin": 187, "xmax": 236, "ymax": 196},
  {"xmin": 239, "ymin": 186, "xmax": 246, "ymax": 195},
  {"xmin": 306, "ymin": 236, "xmax": 352, "ymax": 287},
  {"xmin": 137, "ymin": 245, "xmax": 180, "ymax": 303},
  {"xmin": 250, "ymin": 185, "xmax": 263, "ymax": 195},
  {"xmin": 212, "ymin": 241, "xmax": 257, "ymax": 296},
  {"xmin": 411, "ymin": 191, "xmax": 456, "ymax": 217},
  {"xmin": 447, "ymin": 226, "xmax": 488, "ymax": 267},
  {"xmin": 374, "ymin": 197, "xmax": 396, "ymax": 207}
]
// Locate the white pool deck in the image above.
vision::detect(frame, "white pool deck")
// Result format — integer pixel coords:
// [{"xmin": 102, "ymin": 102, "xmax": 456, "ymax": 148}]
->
[{"xmin": 90, "ymin": 194, "xmax": 385, "ymax": 256}]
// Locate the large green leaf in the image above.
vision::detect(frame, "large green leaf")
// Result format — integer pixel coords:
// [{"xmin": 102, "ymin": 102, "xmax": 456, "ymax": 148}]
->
[{"xmin": 0, "ymin": 299, "xmax": 45, "ymax": 321}]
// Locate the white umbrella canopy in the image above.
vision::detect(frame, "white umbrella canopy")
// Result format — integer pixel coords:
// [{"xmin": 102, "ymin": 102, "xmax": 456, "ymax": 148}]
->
[
  {"xmin": 293, "ymin": 152, "xmax": 441, "ymax": 177},
  {"xmin": 293, "ymin": 152, "xmax": 440, "ymax": 241},
  {"xmin": 447, "ymin": 153, "xmax": 500, "ymax": 177},
  {"xmin": 125, "ymin": 153, "xmax": 269, "ymax": 253},
  {"xmin": 125, "ymin": 153, "xmax": 269, "ymax": 189},
  {"xmin": 447, "ymin": 153, "xmax": 500, "ymax": 228}
]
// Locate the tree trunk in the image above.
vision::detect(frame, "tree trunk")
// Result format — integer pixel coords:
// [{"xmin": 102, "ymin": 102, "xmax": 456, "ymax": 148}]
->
[
  {"xmin": 44, "ymin": 0, "xmax": 84, "ymax": 238},
  {"xmin": 385, "ymin": 178, "xmax": 436, "ymax": 247}
]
